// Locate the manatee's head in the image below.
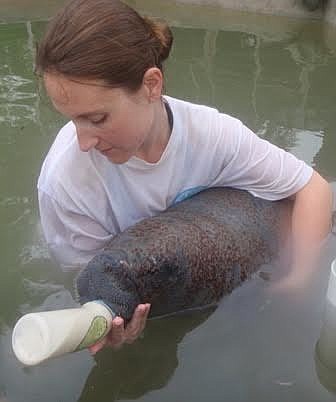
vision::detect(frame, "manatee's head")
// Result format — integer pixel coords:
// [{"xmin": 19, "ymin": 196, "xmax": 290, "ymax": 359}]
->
[{"xmin": 75, "ymin": 249, "xmax": 141, "ymax": 322}]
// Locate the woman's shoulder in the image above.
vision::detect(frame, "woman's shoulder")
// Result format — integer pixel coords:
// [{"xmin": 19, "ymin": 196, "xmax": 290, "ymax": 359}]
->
[
  {"xmin": 163, "ymin": 95, "xmax": 217, "ymax": 114},
  {"xmin": 163, "ymin": 95, "xmax": 241, "ymax": 128},
  {"xmin": 163, "ymin": 95, "xmax": 243, "ymax": 145}
]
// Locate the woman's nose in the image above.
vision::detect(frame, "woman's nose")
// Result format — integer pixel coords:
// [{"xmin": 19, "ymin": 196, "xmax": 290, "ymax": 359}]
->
[{"xmin": 75, "ymin": 125, "xmax": 99, "ymax": 152}]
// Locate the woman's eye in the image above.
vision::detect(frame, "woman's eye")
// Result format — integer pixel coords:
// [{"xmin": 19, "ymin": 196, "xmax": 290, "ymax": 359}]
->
[{"xmin": 91, "ymin": 115, "xmax": 107, "ymax": 125}]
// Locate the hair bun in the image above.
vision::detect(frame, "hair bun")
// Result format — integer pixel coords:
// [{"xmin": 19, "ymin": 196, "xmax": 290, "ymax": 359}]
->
[{"xmin": 143, "ymin": 16, "xmax": 173, "ymax": 63}]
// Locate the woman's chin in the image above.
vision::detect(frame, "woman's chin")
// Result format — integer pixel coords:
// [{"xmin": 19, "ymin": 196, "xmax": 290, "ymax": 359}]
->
[{"xmin": 102, "ymin": 150, "xmax": 132, "ymax": 164}]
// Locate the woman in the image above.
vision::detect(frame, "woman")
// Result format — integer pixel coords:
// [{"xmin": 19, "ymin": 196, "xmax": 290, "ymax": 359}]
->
[{"xmin": 36, "ymin": 0, "xmax": 332, "ymax": 353}]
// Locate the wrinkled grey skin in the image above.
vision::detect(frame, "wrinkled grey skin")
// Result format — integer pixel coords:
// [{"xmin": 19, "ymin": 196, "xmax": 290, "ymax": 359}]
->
[{"xmin": 76, "ymin": 188, "xmax": 291, "ymax": 322}]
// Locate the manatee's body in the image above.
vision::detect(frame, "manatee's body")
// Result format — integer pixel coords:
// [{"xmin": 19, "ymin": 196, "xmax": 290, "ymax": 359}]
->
[{"xmin": 77, "ymin": 188, "xmax": 291, "ymax": 321}]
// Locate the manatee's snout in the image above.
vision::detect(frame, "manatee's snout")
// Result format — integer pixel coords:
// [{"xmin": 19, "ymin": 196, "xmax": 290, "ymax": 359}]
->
[{"xmin": 76, "ymin": 249, "xmax": 140, "ymax": 321}]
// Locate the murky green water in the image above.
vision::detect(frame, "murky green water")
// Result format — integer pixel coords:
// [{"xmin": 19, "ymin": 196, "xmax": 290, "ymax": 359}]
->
[{"xmin": 1, "ymin": 4, "xmax": 336, "ymax": 402}]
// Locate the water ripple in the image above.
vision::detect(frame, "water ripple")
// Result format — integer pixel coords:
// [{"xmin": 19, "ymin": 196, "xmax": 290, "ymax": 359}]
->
[
  {"xmin": 0, "ymin": 104, "xmax": 38, "ymax": 128},
  {"xmin": 19, "ymin": 243, "xmax": 50, "ymax": 265},
  {"xmin": 0, "ymin": 196, "xmax": 29, "ymax": 207},
  {"xmin": 0, "ymin": 75, "xmax": 32, "ymax": 87},
  {"xmin": 0, "ymin": 74, "xmax": 38, "ymax": 128},
  {"xmin": 22, "ymin": 278, "xmax": 65, "ymax": 297}
]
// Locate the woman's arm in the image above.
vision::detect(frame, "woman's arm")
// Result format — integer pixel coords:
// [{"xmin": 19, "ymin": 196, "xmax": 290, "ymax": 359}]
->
[
  {"xmin": 207, "ymin": 116, "xmax": 333, "ymax": 292},
  {"xmin": 274, "ymin": 170, "xmax": 333, "ymax": 292}
]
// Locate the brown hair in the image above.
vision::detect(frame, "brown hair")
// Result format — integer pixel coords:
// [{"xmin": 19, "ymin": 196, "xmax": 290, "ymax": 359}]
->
[{"xmin": 36, "ymin": 0, "xmax": 173, "ymax": 91}]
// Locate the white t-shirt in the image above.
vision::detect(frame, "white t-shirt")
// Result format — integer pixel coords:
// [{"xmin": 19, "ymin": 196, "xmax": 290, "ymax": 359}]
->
[{"xmin": 38, "ymin": 96, "xmax": 313, "ymax": 270}]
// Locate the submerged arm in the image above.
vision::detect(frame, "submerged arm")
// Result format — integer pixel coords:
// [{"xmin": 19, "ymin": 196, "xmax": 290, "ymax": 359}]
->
[{"xmin": 276, "ymin": 170, "xmax": 333, "ymax": 291}]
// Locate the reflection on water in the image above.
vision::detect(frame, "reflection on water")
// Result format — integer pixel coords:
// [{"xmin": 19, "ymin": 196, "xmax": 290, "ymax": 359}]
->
[
  {"xmin": 79, "ymin": 308, "xmax": 215, "ymax": 402},
  {"xmin": 1, "ymin": 8, "xmax": 336, "ymax": 402},
  {"xmin": 166, "ymin": 22, "xmax": 336, "ymax": 180}
]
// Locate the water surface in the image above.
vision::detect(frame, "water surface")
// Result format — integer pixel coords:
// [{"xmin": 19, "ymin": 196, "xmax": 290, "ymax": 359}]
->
[{"xmin": 1, "ymin": 6, "xmax": 336, "ymax": 402}]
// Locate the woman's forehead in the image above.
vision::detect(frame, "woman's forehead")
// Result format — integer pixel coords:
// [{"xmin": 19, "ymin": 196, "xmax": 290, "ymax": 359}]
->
[
  {"xmin": 44, "ymin": 74, "xmax": 109, "ymax": 101},
  {"xmin": 43, "ymin": 73, "xmax": 122, "ymax": 115}
]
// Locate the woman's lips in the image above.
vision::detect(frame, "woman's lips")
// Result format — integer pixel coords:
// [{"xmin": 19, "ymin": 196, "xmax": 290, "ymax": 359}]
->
[{"xmin": 99, "ymin": 147, "xmax": 113, "ymax": 155}]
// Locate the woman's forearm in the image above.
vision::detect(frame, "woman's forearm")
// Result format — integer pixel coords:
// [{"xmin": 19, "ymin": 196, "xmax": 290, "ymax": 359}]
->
[{"xmin": 288, "ymin": 170, "xmax": 333, "ymax": 288}]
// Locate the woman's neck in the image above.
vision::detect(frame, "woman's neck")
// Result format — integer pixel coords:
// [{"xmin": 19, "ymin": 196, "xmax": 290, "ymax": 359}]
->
[{"xmin": 136, "ymin": 97, "xmax": 171, "ymax": 164}]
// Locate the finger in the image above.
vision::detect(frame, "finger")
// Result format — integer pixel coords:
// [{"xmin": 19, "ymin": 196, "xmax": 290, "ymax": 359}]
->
[
  {"xmin": 88, "ymin": 336, "xmax": 108, "ymax": 355},
  {"xmin": 125, "ymin": 304, "xmax": 150, "ymax": 344},
  {"xmin": 106, "ymin": 317, "xmax": 125, "ymax": 348},
  {"xmin": 124, "ymin": 304, "xmax": 150, "ymax": 343},
  {"xmin": 138, "ymin": 303, "xmax": 151, "ymax": 333},
  {"xmin": 125, "ymin": 304, "xmax": 147, "ymax": 333}
]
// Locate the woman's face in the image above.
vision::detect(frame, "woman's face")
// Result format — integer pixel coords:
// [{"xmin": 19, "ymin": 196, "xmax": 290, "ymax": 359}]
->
[{"xmin": 44, "ymin": 73, "xmax": 157, "ymax": 164}]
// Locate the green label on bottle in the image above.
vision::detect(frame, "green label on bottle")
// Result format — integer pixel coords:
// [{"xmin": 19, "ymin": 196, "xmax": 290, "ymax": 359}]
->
[{"xmin": 75, "ymin": 316, "xmax": 109, "ymax": 351}]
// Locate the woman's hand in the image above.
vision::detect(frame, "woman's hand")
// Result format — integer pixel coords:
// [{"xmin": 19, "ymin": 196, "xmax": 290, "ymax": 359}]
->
[{"xmin": 88, "ymin": 303, "xmax": 151, "ymax": 354}]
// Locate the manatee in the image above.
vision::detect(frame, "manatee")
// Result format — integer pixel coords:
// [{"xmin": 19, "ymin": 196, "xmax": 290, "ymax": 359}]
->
[{"xmin": 76, "ymin": 187, "xmax": 292, "ymax": 321}]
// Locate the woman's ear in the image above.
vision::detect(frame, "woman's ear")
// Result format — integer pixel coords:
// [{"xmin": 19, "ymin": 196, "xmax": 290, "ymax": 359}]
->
[{"xmin": 142, "ymin": 67, "xmax": 163, "ymax": 102}]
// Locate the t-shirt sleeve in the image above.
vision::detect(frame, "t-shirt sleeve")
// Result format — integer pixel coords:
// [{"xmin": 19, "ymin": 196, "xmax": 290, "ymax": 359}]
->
[
  {"xmin": 210, "ymin": 114, "xmax": 313, "ymax": 200},
  {"xmin": 38, "ymin": 189, "xmax": 114, "ymax": 271}
]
